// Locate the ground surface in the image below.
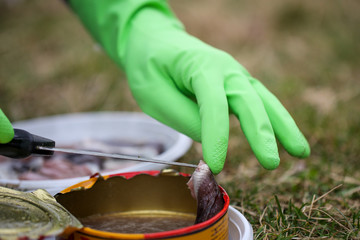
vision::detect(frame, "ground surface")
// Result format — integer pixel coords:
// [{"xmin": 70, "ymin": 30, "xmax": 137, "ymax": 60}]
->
[{"xmin": 0, "ymin": 1, "xmax": 359, "ymax": 239}]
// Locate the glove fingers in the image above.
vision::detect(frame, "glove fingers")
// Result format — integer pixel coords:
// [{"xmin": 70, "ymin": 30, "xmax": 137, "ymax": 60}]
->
[
  {"xmin": 0, "ymin": 109, "xmax": 14, "ymax": 144},
  {"xmin": 192, "ymin": 76, "xmax": 229, "ymax": 175},
  {"xmin": 225, "ymin": 73, "xmax": 280, "ymax": 170},
  {"xmin": 249, "ymin": 77, "xmax": 310, "ymax": 158}
]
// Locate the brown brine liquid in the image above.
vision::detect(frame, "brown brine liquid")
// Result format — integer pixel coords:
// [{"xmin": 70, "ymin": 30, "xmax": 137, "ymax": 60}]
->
[{"xmin": 79, "ymin": 211, "xmax": 196, "ymax": 233}]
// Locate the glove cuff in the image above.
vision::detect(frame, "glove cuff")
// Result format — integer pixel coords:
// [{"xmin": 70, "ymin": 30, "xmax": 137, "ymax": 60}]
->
[{"xmin": 68, "ymin": 0, "xmax": 182, "ymax": 68}]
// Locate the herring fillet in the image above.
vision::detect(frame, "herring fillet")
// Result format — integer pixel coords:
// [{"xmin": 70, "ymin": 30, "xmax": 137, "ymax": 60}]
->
[{"xmin": 187, "ymin": 160, "xmax": 225, "ymax": 224}]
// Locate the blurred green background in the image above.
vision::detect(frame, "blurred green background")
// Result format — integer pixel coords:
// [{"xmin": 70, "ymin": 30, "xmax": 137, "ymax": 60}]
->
[{"xmin": 1, "ymin": 0, "xmax": 359, "ymax": 238}]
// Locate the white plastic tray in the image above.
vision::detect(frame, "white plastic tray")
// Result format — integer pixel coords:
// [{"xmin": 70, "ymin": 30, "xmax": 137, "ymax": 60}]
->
[
  {"xmin": 228, "ymin": 206, "xmax": 253, "ymax": 240},
  {"xmin": 0, "ymin": 112, "xmax": 193, "ymax": 193}
]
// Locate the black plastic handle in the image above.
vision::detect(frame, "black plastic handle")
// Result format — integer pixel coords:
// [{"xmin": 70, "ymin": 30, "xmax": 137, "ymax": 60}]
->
[{"xmin": 0, "ymin": 129, "xmax": 55, "ymax": 158}]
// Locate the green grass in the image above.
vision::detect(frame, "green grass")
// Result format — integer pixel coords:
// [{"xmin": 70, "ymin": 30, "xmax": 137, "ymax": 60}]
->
[{"xmin": 1, "ymin": 0, "xmax": 359, "ymax": 239}]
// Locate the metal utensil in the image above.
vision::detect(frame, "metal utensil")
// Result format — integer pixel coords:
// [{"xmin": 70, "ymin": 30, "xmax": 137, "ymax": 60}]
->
[
  {"xmin": 0, "ymin": 129, "xmax": 197, "ymax": 168},
  {"xmin": 37, "ymin": 146, "xmax": 197, "ymax": 168}
]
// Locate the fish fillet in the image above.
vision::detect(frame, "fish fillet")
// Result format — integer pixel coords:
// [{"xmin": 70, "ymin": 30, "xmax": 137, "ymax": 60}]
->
[{"xmin": 187, "ymin": 160, "xmax": 225, "ymax": 224}]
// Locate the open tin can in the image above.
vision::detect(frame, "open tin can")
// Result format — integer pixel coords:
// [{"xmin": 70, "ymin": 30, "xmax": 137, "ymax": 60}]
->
[{"xmin": 55, "ymin": 170, "xmax": 230, "ymax": 240}]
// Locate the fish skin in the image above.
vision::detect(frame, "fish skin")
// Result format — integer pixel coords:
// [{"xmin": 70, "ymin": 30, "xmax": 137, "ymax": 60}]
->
[{"xmin": 187, "ymin": 160, "xmax": 225, "ymax": 224}]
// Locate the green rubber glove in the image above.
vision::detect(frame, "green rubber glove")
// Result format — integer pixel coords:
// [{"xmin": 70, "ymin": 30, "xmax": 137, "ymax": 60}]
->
[
  {"xmin": 0, "ymin": 109, "xmax": 14, "ymax": 144},
  {"xmin": 69, "ymin": 0, "xmax": 310, "ymax": 174}
]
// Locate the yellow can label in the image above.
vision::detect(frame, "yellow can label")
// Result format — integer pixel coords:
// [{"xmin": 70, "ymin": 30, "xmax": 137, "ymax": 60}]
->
[{"xmin": 167, "ymin": 212, "xmax": 229, "ymax": 240}]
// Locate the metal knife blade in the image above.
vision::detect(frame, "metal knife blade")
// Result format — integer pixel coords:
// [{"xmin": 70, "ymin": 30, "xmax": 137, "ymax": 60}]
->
[{"xmin": 37, "ymin": 146, "xmax": 197, "ymax": 168}]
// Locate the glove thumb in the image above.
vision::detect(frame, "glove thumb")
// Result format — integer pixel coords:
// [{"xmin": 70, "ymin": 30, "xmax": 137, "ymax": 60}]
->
[{"xmin": 0, "ymin": 109, "xmax": 14, "ymax": 144}]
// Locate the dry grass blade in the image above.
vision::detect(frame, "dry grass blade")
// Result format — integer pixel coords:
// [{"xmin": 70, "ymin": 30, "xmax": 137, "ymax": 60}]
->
[
  {"xmin": 307, "ymin": 194, "xmax": 316, "ymax": 219},
  {"xmin": 259, "ymin": 205, "xmax": 268, "ymax": 226},
  {"xmin": 313, "ymin": 184, "xmax": 343, "ymax": 204},
  {"xmin": 231, "ymin": 205, "xmax": 257, "ymax": 217},
  {"xmin": 313, "ymin": 208, "xmax": 351, "ymax": 232}
]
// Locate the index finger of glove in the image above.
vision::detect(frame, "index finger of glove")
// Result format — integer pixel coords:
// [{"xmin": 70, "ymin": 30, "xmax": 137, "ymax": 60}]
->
[
  {"xmin": 225, "ymin": 72, "xmax": 280, "ymax": 170},
  {"xmin": 0, "ymin": 109, "xmax": 14, "ymax": 144},
  {"xmin": 191, "ymin": 71, "xmax": 230, "ymax": 175}
]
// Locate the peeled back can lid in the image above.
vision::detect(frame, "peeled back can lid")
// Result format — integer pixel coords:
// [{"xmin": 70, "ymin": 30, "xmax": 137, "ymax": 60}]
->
[{"xmin": 0, "ymin": 186, "xmax": 82, "ymax": 240}]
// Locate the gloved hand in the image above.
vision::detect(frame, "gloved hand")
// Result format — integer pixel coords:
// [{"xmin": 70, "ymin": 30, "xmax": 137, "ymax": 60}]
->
[
  {"xmin": 0, "ymin": 109, "xmax": 14, "ymax": 144},
  {"xmin": 69, "ymin": 0, "xmax": 310, "ymax": 174}
]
